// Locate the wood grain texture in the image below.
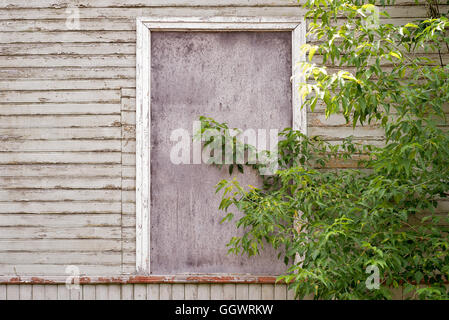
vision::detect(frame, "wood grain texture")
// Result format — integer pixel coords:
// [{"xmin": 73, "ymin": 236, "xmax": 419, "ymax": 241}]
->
[
  {"xmin": 159, "ymin": 283, "xmax": 172, "ymax": 300},
  {"xmin": 0, "ymin": 283, "xmax": 295, "ymax": 300},
  {"xmin": 172, "ymin": 283, "xmax": 185, "ymax": 300},
  {"xmin": 82, "ymin": 285, "xmax": 96, "ymax": 300},
  {"xmin": 261, "ymin": 283, "xmax": 275, "ymax": 300},
  {"xmin": 210, "ymin": 284, "xmax": 224, "ymax": 300},
  {"xmin": 274, "ymin": 284, "xmax": 287, "ymax": 300},
  {"xmin": 95, "ymin": 284, "xmax": 109, "ymax": 300},
  {"xmin": 147, "ymin": 284, "xmax": 160, "ymax": 300},
  {"xmin": 135, "ymin": 14, "xmax": 150, "ymax": 274},
  {"xmin": 184, "ymin": 284, "xmax": 198, "ymax": 300},
  {"xmin": 0, "ymin": 0, "xmax": 298, "ymax": 8},
  {"xmin": 197, "ymin": 284, "xmax": 211, "ymax": 300},
  {"xmin": 6, "ymin": 284, "xmax": 20, "ymax": 300},
  {"xmin": 1, "ymin": 0, "xmax": 427, "ymax": 9},
  {"xmin": 121, "ymin": 284, "xmax": 134, "ymax": 300},
  {"xmin": 19, "ymin": 284, "xmax": 32, "ymax": 300},
  {"xmin": 57, "ymin": 284, "xmax": 70, "ymax": 300},
  {"xmin": 1, "ymin": 5, "xmax": 441, "ymax": 21},
  {"xmin": 70, "ymin": 288, "xmax": 82, "ymax": 300},
  {"xmin": 108, "ymin": 284, "xmax": 121, "ymax": 300},
  {"xmin": 44, "ymin": 285, "xmax": 58, "ymax": 300},
  {"xmin": 249, "ymin": 284, "xmax": 262, "ymax": 300},
  {"xmin": 0, "ymin": 0, "xmax": 443, "ymax": 301},
  {"xmin": 0, "ymin": 285, "xmax": 6, "ymax": 300},
  {"xmin": 133, "ymin": 283, "xmax": 147, "ymax": 300},
  {"xmin": 223, "ymin": 284, "xmax": 236, "ymax": 300},
  {"xmin": 32, "ymin": 285, "xmax": 45, "ymax": 300},
  {"xmin": 236, "ymin": 284, "xmax": 249, "ymax": 299}
]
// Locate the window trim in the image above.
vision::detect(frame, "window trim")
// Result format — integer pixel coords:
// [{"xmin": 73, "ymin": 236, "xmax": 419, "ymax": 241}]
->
[{"xmin": 136, "ymin": 16, "xmax": 307, "ymax": 274}]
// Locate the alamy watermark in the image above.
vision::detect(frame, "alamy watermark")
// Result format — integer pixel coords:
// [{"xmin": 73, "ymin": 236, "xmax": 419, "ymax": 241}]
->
[
  {"xmin": 361, "ymin": 4, "xmax": 380, "ymax": 30},
  {"xmin": 65, "ymin": 265, "xmax": 80, "ymax": 290},
  {"xmin": 65, "ymin": 5, "xmax": 80, "ymax": 30},
  {"xmin": 169, "ymin": 121, "xmax": 279, "ymax": 176},
  {"xmin": 365, "ymin": 265, "xmax": 380, "ymax": 290}
]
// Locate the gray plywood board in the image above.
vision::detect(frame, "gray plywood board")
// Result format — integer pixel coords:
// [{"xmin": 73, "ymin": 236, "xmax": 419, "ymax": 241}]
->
[{"xmin": 150, "ymin": 31, "xmax": 292, "ymax": 274}]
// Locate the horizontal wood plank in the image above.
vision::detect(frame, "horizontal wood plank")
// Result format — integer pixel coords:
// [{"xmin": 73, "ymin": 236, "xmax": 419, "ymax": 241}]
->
[
  {"xmin": 0, "ymin": 213, "xmax": 121, "ymax": 227},
  {"xmin": 0, "ymin": 252, "xmax": 121, "ymax": 264},
  {"xmin": 0, "ymin": 140, "xmax": 121, "ymax": 152},
  {"xmin": 1, "ymin": 0, "xmax": 299, "ymax": 9},
  {"xmin": 0, "ymin": 189, "xmax": 121, "ymax": 201},
  {"xmin": 0, "ymin": 164, "xmax": 121, "ymax": 177},
  {"xmin": 0, "ymin": 90, "xmax": 120, "ymax": 103},
  {"xmin": 0, "ymin": 152, "xmax": 121, "ymax": 164},
  {"xmin": 0, "ymin": 79, "xmax": 130, "ymax": 91},
  {"xmin": 0, "ymin": 115, "xmax": 120, "ymax": 128},
  {"xmin": 0, "ymin": 176, "xmax": 120, "ymax": 189},
  {"xmin": 0, "ymin": 67, "xmax": 135, "ymax": 79},
  {"xmin": 0, "ymin": 128, "xmax": 121, "ymax": 140},
  {"xmin": 0, "ymin": 103, "xmax": 121, "ymax": 115},
  {"xmin": 0, "ymin": 201, "xmax": 121, "ymax": 214},
  {"xmin": 0, "ymin": 42, "xmax": 135, "ymax": 55},
  {"xmin": 0, "ymin": 239, "xmax": 121, "ymax": 252}
]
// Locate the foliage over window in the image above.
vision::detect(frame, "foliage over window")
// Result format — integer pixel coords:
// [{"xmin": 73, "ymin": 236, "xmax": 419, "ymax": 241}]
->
[{"xmin": 198, "ymin": 0, "xmax": 449, "ymax": 299}]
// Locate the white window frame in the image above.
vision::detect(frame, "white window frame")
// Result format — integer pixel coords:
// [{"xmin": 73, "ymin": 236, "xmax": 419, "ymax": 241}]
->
[{"xmin": 135, "ymin": 16, "xmax": 307, "ymax": 274}]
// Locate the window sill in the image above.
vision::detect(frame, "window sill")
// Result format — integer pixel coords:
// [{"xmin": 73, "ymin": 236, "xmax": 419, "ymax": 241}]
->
[{"xmin": 0, "ymin": 274, "xmax": 283, "ymax": 285}]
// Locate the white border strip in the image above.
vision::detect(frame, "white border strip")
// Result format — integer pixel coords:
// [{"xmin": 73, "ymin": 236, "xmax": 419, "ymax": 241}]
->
[{"xmin": 136, "ymin": 16, "xmax": 307, "ymax": 274}]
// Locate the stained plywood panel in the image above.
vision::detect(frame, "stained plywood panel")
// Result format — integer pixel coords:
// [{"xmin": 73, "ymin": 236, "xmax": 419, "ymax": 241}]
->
[{"xmin": 150, "ymin": 31, "xmax": 291, "ymax": 274}]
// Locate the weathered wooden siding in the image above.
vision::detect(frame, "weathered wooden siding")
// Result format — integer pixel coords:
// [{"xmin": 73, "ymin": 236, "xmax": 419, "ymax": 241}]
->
[
  {"xmin": 0, "ymin": 0, "xmax": 448, "ymax": 299},
  {"xmin": 0, "ymin": 283, "xmax": 300, "ymax": 300},
  {"xmin": 0, "ymin": 283, "xmax": 407, "ymax": 300}
]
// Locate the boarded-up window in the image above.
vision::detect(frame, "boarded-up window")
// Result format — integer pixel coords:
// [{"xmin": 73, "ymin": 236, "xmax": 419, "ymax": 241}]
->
[{"xmin": 150, "ymin": 31, "xmax": 292, "ymax": 274}]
